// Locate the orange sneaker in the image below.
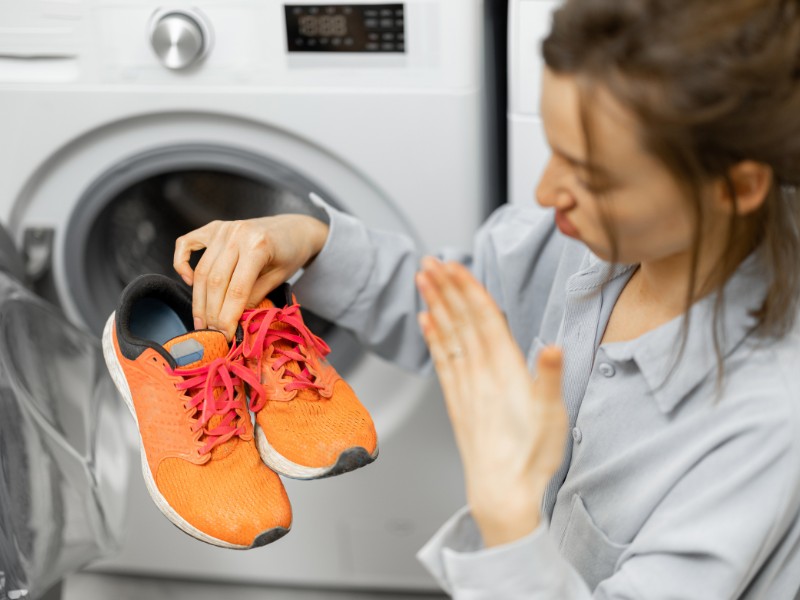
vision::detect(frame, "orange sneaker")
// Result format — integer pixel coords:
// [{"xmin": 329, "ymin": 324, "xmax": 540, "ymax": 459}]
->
[
  {"xmin": 238, "ymin": 284, "xmax": 378, "ymax": 479},
  {"xmin": 102, "ymin": 274, "xmax": 292, "ymax": 549}
]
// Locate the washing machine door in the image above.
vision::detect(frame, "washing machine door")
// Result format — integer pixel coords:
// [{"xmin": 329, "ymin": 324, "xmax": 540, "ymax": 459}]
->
[
  {"xmin": 60, "ymin": 143, "xmax": 367, "ymax": 374},
  {"xmin": 15, "ymin": 112, "xmax": 421, "ymax": 377}
]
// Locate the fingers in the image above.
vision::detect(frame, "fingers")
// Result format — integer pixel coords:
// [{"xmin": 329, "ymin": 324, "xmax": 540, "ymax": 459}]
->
[
  {"xmin": 417, "ymin": 258, "xmax": 566, "ymax": 414},
  {"xmin": 416, "ymin": 272, "xmax": 466, "ymax": 398},
  {"xmin": 417, "ymin": 258, "xmax": 480, "ymax": 362},
  {"xmin": 445, "ymin": 261, "xmax": 517, "ymax": 354},
  {"xmin": 534, "ymin": 346, "xmax": 563, "ymax": 406},
  {"xmin": 419, "ymin": 258, "xmax": 524, "ymax": 375},
  {"xmin": 532, "ymin": 346, "xmax": 567, "ymax": 477},
  {"xmin": 174, "ymin": 222, "xmax": 218, "ymax": 286},
  {"xmin": 186, "ymin": 221, "xmax": 277, "ymax": 337},
  {"xmin": 190, "ymin": 229, "xmax": 227, "ymax": 331},
  {"xmin": 417, "ymin": 310, "xmax": 458, "ymax": 387},
  {"xmin": 206, "ymin": 252, "xmax": 249, "ymax": 340}
]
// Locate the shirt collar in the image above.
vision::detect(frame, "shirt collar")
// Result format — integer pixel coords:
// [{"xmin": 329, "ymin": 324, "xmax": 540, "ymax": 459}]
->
[
  {"xmin": 567, "ymin": 250, "xmax": 635, "ymax": 293},
  {"xmin": 600, "ymin": 251, "xmax": 767, "ymax": 414}
]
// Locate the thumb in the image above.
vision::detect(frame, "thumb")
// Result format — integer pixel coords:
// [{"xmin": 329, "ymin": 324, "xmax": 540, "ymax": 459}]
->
[
  {"xmin": 535, "ymin": 346, "xmax": 563, "ymax": 404},
  {"xmin": 245, "ymin": 271, "xmax": 289, "ymax": 309}
]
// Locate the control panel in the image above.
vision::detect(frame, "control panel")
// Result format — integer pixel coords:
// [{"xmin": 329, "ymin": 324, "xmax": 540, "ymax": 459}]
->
[{"xmin": 285, "ymin": 4, "xmax": 405, "ymax": 53}]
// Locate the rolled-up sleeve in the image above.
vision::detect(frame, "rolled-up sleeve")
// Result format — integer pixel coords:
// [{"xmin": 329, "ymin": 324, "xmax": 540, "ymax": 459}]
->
[{"xmin": 418, "ymin": 508, "xmax": 590, "ymax": 599}]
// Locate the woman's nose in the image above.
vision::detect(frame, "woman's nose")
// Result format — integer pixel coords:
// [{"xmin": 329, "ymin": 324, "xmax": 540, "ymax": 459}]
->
[{"xmin": 536, "ymin": 157, "xmax": 571, "ymax": 208}]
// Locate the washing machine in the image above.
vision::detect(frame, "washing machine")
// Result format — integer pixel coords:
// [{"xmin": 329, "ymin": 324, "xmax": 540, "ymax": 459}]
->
[
  {"xmin": 0, "ymin": 0, "xmax": 503, "ymax": 591},
  {"xmin": 508, "ymin": 0, "xmax": 559, "ymax": 206}
]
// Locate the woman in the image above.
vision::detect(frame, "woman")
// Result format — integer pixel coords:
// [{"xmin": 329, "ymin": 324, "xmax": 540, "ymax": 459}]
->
[{"xmin": 173, "ymin": 0, "xmax": 800, "ymax": 596}]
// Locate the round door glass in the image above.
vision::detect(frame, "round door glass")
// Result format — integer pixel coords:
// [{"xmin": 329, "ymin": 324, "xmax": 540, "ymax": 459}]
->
[{"xmin": 64, "ymin": 146, "xmax": 362, "ymax": 375}]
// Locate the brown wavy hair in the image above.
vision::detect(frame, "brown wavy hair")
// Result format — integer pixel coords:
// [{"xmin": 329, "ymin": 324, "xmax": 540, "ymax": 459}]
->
[{"xmin": 543, "ymin": 0, "xmax": 800, "ymax": 383}]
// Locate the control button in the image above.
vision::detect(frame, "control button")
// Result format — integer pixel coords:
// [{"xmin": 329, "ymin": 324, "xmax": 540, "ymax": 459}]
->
[
  {"xmin": 344, "ymin": 37, "xmax": 354, "ymax": 46},
  {"xmin": 381, "ymin": 42, "xmax": 395, "ymax": 51},
  {"xmin": 366, "ymin": 42, "xmax": 379, "ymax": 51},
  {"xmin": 294, "ymin": 38, "xmax": 304, "ymax": 47},
  {"xmin": 292, "ymin": 7, "xmax": 303, "ymax": 15},
  {"xmin": 395, "ymin": 18, "xmax": 404, "ymax": 27},
  {"xmin": 380, "ymin": 8, "xmax": 393, "ymax": 17},
  {"xmin": 364, "ymin": 8, "xmax": 378, "ymax": 17},
  {"xmin": 380, "ymin": 18, "xmax": 394, "ymax": 28},
  {"xmin": 325, "ymin": 6, "xmax": 336, "ymax": 14},
  {"xmin": 150, "ymin": 10, "xmax": 210, "ymax": 70},
  {"xmin": 572, "ymin": 427, "xmax": 583, "ymax": 444},
  {"xmin": 397, "ymin": 42, "xmax": 405, "ymax": 51},
  {"xmin": 382, "ymin": 32, "xmax": 395, "ymax": 41},
  {"xmin": 598, "ymin": 362, "xmax": 616, "ymax": 378},
  {"xmin": 307, "ymin": 38, "xmax": 317, "ymax": 48},
  {"xmin": 308, "ymin": 6, "xmax": 319, "ymax": 14},
  {"xmin": 394, "ymin": 8, "xmax": 404, "ymax": 18},
  {"xmin": 398, "ymin": 32, "xmax": 404, "ymax": 41},
  {"xmin": 331, "ymin": 37, "xmax": 342, "ymax": 46},
  {"xmin": 367, "ymin": 32, "xmax": 380, "ymax": 41},
  {"xmin": 319, "ymin": 37, "xmax": 329, "ymax": 45},
  {"xmin": 343, "ymin": 7, "xmax": 353, "ymax": 15},
  {"xmin": 365, "ymin": 18, "xmax": 378, "ymax": 28}
]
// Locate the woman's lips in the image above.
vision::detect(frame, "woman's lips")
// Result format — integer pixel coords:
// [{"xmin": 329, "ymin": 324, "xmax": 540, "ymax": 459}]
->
[{"xmin": 555, "ymin": 209, "xmax": 580, "ymax": 239}]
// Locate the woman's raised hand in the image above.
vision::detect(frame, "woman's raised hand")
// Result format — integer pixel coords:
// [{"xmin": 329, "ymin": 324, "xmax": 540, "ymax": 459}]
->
[
  {"xmin": 416, "ymin": 257, "xmax": 568, "ymax": 546},
  {"xmin": 173, "ymin": 214, "xmax": 329, "ymax": 340}
]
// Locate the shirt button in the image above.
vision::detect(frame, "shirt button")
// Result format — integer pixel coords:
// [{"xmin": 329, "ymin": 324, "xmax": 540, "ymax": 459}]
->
[
  {"xmin": 572, "ymin": 427, "xmax": 583, "ymax": 443},
  {"xmin": 598, "ymin": 362, "xmax": 616, "ymax": 378}
]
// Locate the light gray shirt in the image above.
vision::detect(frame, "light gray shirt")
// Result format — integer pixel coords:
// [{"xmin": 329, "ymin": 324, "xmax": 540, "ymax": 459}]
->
[{"xmin": 294, "ymin": 201, "xmax": 800, "ymax": 599}]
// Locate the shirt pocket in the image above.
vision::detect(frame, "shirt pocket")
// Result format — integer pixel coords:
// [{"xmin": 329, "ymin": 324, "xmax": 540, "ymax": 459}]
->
[{"xmin": 558, "ymin": 494, "xmax": 629, "ymax": 591}]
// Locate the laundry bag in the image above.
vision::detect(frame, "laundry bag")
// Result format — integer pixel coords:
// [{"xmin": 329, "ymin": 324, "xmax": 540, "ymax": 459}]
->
[{"xmin": 0, "ymin": 274, "xmax": 131, "ymax": 599}]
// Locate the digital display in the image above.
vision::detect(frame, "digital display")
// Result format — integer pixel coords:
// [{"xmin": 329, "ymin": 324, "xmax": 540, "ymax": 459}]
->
[
  {"xmin": 298, "ymin": 14, "xmax": 348, "ymax": 37},
  {"xmin": 285, "ymin": 4, "xmax": 405, "ymax": 53}
]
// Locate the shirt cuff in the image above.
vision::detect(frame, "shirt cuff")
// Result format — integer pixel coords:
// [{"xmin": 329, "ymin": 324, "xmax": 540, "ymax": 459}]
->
[
  {"xmin": 292, "ymin": 200, "xmax": 375, "ymax": 322},
  {"xmin": 417, "ymin": 506, "xmax": 570, "ymax": 597}
]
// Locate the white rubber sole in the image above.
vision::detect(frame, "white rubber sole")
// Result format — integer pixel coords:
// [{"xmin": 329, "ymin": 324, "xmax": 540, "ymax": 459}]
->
[
  {"xmin": 254, "ymin": 423, "xmax": 379, "ymax": 480},
  {"xmin": 102, "ymin": 314, "xmax": 264, "ymax": 550}
]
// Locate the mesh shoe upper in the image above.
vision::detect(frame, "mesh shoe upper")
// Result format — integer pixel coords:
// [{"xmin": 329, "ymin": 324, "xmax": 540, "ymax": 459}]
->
[
  {"xmin": 105, "ymin": 274, "xmax": 291, "ymax": 547},
  {"xmin": 239, "ymin": 285, "xmax": 377, "ymax": 472}
]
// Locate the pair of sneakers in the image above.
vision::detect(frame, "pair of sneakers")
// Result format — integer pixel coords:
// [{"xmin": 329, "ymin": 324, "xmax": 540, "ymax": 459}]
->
[{"xmin": 102, "ymin": 274, "xmax": 378, "ymax": 549}]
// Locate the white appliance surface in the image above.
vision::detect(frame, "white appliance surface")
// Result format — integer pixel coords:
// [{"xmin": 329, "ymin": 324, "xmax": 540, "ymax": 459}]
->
[
  {"xmin": 508, "ymin": 0, "xmax": 559, "ymax": 207},
  {"xmin": 63, "ymin": 571, "xmax": 448, "ymax": 599},
  {"xmin": 0, "ymin": 0, "xmax": 495, "ymax": 592}
]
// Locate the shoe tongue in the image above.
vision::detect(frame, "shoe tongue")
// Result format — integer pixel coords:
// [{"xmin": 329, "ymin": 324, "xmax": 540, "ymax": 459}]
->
[
  {"xmin": 254, "ymin": 298, "xmax": 304, "ymax": 377},
  {"xmin": 163, "ymin": 330, "xmax": 229, "ymax": 369},
  {"xmin": 255, "ymin": 297, "xmax": 276, "ymax": 311},
  {"xmin": 163, "ymin": 330, "xmax": 240, "ymax": 460}
]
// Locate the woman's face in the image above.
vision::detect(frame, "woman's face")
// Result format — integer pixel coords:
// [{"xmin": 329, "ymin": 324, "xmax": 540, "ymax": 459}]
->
[{"xmin": 537, "ymin": 68, "xmax": 717, "ymax": 265}]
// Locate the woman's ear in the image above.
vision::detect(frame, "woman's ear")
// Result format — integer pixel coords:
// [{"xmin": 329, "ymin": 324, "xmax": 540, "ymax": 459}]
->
[{"xmin": 715, "ymin": 161, "xmax": 773, "ymax": 216}]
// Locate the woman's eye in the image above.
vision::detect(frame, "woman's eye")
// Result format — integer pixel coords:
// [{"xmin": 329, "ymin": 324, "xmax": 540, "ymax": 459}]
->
[
  {"xmin": 575, "ymin": 175, "xmax": 595, "ymax": 191},
  {"xmin": 575, "ymin": 174, "xmax": 612, "ymax": 195}
]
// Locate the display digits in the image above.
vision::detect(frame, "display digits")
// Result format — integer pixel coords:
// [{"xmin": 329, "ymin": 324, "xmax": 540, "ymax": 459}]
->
[
  {"xmin": 299, "ymin": 14, "xmax": 348, "ymax": 37},
  {"xmin": 322, "ymin": 15, "xmax": 347, "ymax": 36},
  {"xmin": 298, "ymin": 15, "xmax": 319, "ymax": 37}
]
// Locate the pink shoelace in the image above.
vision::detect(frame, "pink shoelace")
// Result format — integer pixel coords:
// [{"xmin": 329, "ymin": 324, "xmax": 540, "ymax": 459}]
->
[
  {"xmin": 168, "ymin": 354, "xmax": 265, "ymax": 456},
  {"xmin": 239, "ymin": 304, "xmax": 331, "ymax": 396}
]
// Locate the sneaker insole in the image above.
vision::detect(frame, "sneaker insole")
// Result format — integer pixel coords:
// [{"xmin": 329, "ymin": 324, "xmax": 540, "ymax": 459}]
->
[{"xmin": 129, "ymin": 298, "xmax": 188, "ymax": 346}]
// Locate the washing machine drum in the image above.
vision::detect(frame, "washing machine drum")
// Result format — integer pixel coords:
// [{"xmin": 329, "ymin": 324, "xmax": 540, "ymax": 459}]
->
[
  {"xmin": 95, "ymin": 170, "xmax": 319, "ymax": 297},
  {"xmin": 59, "ymin": 148, "xmax": 360, "ymax": 370}
]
